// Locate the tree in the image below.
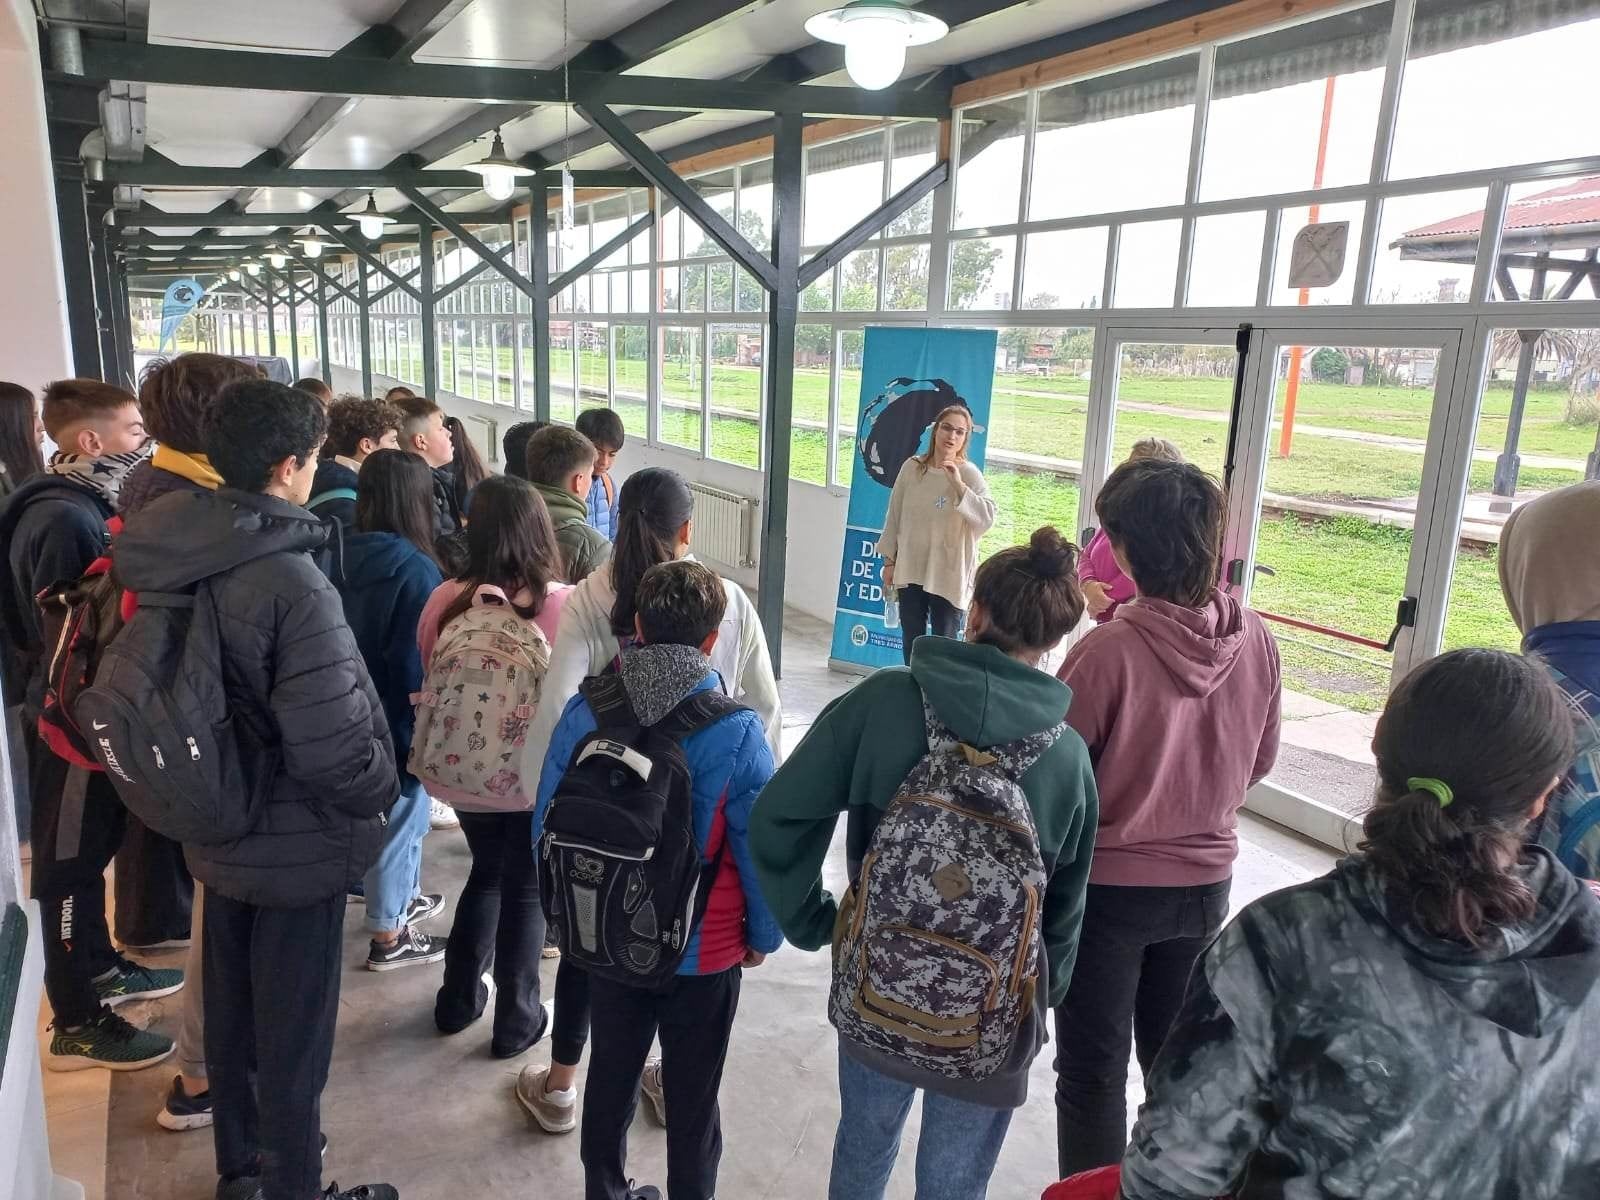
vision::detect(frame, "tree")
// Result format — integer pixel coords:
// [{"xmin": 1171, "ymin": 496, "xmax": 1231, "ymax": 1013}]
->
[
  {"xmin": 947, "ymin": 239, "xmax": 1004, "ymax": 310},
  {"xmin": 1310, "ymin": 346, "xmax": 1349, "ymax": 383},
  {"xmin": 998, "ymin": 293, "xmax": 1059, "ymax": 363}
]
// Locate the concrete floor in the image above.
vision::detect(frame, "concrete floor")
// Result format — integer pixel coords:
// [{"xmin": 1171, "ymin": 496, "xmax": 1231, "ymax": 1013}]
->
[{"xmin": 43, "ymin": 610, "xmax": 1337, "ymax": 1199}]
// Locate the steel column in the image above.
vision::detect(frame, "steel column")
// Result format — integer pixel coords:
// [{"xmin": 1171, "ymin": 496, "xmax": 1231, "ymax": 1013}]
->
[
  {"xmin": 419, "ymin": 216, "xmax": 438, "ymax": 399},
  {"xmin": 316, "ymin": 272, "xmax": 332, "ymax": 384},
  {"xmin": 55, "ymin": 175, "xmax": 104, "ymax": 377},
  {"xmin": 757, "ymin": 113, "xmax": 803, "ymax": 675},
  {"xmin": 89, "ymin": 200, "xmax": 121, "ymax": 378},
  {"xmin": 264, "ymin": 283, "xmax": 277, "ymax": 357},
  {"xmin": 285, "ymin": 272, "xmax": 302, "ymax": 378},
  {"xmin": 530, "ymin": 178, "xmax": 551, "ymax": 422},
  {"xmin": 358, "ymin": 265, "xmax": 373, "ymax": 398}
]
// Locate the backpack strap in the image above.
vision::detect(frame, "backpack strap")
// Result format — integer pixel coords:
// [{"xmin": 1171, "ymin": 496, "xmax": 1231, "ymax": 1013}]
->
[
  {"xmin": 307, "ymin": 487, "xmax": 357, "ymax": 512},
  {"xmin": 656, "ymin": 689, "xmax": 749, "ymax": 742},
  {"xmin": 580, "ymin": 673, "xmax": 639, "ymax": 730},
  {"xmin": 470, "ymin": 584, "xmax": 512, "ymax": 609}
]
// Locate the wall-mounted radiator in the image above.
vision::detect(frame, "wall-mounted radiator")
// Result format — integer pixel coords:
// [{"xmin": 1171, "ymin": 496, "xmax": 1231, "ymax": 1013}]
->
[{"xmin": 688, "ymin": 482, "xmax": 758, "ymax": 569}]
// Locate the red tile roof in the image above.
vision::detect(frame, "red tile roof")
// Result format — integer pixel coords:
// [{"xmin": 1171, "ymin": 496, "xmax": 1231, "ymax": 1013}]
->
[{"xmin": 1400, "ymin": 176, "xmax": 1600, "ymax": 241}]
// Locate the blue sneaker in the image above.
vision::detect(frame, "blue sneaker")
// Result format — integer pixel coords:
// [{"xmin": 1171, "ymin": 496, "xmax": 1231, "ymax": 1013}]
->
[{"xmin": 95, "ymin": 958, "xmax": 184, "ymax": 1007}]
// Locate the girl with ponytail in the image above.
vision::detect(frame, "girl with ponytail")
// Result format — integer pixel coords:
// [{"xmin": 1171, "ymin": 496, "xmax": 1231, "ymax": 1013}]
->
[
  {"xmin": 750, "ymin": 527, "xmax": 1099, "ymax": 1198},
  {"xmin": 1120, "ymin": 648, "xmax": 1600, "ymax": 1200},
  {"xmin": 511, "ymin": 465, "xmax": 780, "ymax": 1129}
]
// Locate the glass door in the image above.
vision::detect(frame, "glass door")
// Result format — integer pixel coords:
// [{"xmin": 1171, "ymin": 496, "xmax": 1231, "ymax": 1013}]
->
[{"xmin": 1228, "ymin": 327, "xmax": 1466, "ymax": 832}]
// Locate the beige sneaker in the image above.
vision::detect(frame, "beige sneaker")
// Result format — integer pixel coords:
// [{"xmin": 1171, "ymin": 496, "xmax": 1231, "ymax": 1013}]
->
[
  {"xmin": 515, "ymin": 1064, "xmax": 577, "ymax": 1134},
  {"xmin": 640, "ymin": 1057, "xmax": 666, "ymax": 1127}
]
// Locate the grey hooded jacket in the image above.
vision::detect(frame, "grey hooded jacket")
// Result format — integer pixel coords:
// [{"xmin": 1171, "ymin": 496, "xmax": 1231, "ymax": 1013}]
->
[{"xmin": 1122, "ymin": 848, "xmax": 1600, "ymax": 1199}]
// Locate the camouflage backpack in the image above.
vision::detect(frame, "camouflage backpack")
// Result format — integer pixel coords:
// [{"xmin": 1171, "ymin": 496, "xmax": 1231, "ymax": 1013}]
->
[
  {"xmin": 409, "ymin": 586, "xmax": 549, "ymax": 810},
  {"xmin": 830, "ymin": 696, "xmax": 1063, "ymax": 1080}
]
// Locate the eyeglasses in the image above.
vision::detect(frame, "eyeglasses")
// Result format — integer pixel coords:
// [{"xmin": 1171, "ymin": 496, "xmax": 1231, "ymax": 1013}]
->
[{"xmin": 936, "ymin": 422, "xmax": 968, "ymax": 436}]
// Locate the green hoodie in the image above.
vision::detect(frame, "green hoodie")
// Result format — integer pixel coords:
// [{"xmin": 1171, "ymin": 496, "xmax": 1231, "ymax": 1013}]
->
[
  {"xmin": 750, "ymin": 637, "xmax": 1098, "ymax": 1101},
  {"xmin": 532, "ymin": 480, "xmax": 610, "ymax": 584}
]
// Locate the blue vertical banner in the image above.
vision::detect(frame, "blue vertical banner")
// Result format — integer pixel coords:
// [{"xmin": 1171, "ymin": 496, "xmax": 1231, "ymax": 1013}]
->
[
  {"xmin": 158, "ymin": 277, "xmax": 205, "ymax": 352},
  {"xmin": 830, "ymin": 327, "xmax": 997, "ymax": 672}
]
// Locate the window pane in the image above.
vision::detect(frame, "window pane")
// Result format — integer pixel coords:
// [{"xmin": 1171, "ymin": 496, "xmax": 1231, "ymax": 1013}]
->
[
  {"xmin": 1272, "ymin": 201, "xmax": 1365, "ymax": 306},
  {"xmin": 948, "ymin": 236, "xmax": 1015, "ymax": 311},
  {"xmin": 954, "ymin": 96, "xmax": 1027, "ymax": 229},
  {"xmin": 1391, "ymin": 0, "xmax": 1600, "ymax": 179},
  {"xmin": 494, "ymin": 320, "xmax": 514, "ymax": 406},
  {"xmin": 984, "ymin": 325, "xmax": 1093, "ymax": 559},
  {"xmin": 1495, "ymin": 177, "xmax": 1600, "ymax": 304},
  {"xmin": 709, "ymin": 324, "xmax": 763, "ymax": 468},
  {"xmin": 888, "ymin": 122, "xmax": 938, "ymax": 236},
  {"xmin": 593, "ymin": 195, "xmax": 630, "ymax": 269},
  {"xmin": 614, "ymin": 324, "xmax": 648, "ymax": 437},
  {"xmin": 740, "ymin": 160, "xmax": 773, "ymax": 253},
  {"xmin": 658, "ymin": 265, "xmax": 679, "ymax": 313},
  {"xmin": 1023, "ymin": 228, "xmax": 1107, "ymax": 311},
  {"xmin": 884, "ymin": 242, "xmax": 930, "ymax": 311},
  {"xmin": 804, "ymin": 131, "xmax": 888, "ymax": 246},
  {"xmin": 793, "ymin": 324, "xmax": 831, "ymax": 485},
  {"xmin": 708, "ymin": 261, "xmax": 733, "ymax": 312},
  {"xmin": 837, "ymin": 330, "xmax": 863, "ymax": 486},
  {"xmin": 736, "ymin": 268, "xmax": 764, "ymax": 313},
  {"xmin": 518, "ymin": 319, "xmax": 535, "ymax": 410},
  {"xmin": 660, "ymin": 326, "xmax": 703, "ymax": 451},
  {"xmin": 1371, "ymin": 188, "xmax": 1482, "ymax": 304},
  {"xmin": 1187, "ymin": 211, "xmax": 1265, "ymax": 307},
  {"xmin": 839, "ymin": 247, "xmax": 881, "ymax": 312},
  {"xmin": 630, "ymin": 270, "xmax": 648, "ymax": 315},
  {"xmin": 681, "ymin": 263, "xmax": 706, "ymax": 312},
  {"xmin": 550, "ymin": 319, "xmax": 576, "ymax": 424},
  {"xmin": 801, "ymin": 268, "xmax": 834, "ymax": 312},
  {"xmin": 659, "ymin": 201, "xmax": 681, "ymax": 261},
  {"xmin": 1032, "ymin": 56, "xmax": 1196, "ymax": 221},
  {"xmin": 579, "ymin": 321, "xmax": 608, "ymax": 411},
  {"xmin": 1114, "ymin": 220, "xmax": 1182, "ymax": 308},
  {"xmin": 1201, "ymin": 6, "xmax": 1388, "ymax": 203}
]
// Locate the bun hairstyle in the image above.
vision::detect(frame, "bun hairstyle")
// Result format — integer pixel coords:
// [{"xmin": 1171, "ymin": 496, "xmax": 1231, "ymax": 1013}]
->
[
  {"xmin": 969, "ymin": 526, "xmax": 1085, "ymax": 656},
  {"xmin": 1361, "ymin": 648, "xmax": 1573, "ymax": 947}
]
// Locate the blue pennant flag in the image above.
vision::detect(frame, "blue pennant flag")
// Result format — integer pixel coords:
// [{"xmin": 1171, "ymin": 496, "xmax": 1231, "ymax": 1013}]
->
[{"xmin": 158, "ymin": 277, "xmax": 206, "ymax": 352}]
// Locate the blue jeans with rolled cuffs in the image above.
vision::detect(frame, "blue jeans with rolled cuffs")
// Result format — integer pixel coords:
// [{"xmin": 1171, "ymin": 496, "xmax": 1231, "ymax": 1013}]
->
[{"xmin": 364, "ymin": 778, "xmax": 428, "ymax": 933}]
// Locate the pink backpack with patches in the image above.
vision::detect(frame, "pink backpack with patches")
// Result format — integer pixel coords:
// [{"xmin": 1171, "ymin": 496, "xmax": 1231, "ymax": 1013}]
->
[{"xmin": 409, "ymin": 585, "xmax": 550, "ymax": 811}]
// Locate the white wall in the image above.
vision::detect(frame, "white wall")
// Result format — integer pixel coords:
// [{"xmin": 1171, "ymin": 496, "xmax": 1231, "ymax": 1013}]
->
[
  {"xmin": 0, "ymin": 0, "xmax": 74, "ymax": 390},
  {"xmin": 336, "ymin": 365, "xmax": 850, "ymax": 624}
]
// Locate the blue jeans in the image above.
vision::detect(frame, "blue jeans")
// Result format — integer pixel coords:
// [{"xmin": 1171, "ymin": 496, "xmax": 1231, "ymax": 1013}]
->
[
  {"xmin": 829, "ymin": 1045, "xmax": 1013, "ymax": 1200},
  {"xmin": 365, "ymin": 779, "xmax": 428, "ymax": 933}
]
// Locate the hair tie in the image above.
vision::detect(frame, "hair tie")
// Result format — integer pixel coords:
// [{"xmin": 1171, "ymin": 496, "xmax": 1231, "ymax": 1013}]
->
[{"xmin": 1407, "ymin": 777, "xmax": 1454, "ymax": 808}]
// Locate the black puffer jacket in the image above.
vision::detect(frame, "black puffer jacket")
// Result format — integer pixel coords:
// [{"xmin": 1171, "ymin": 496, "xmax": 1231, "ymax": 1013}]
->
[{"xmin": 114, "ymin": 488, "xmax": 399, "ymax": 907}]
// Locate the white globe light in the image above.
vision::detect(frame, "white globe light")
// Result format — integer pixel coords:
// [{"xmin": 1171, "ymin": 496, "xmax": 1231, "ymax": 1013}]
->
[
  {"xmin": 481, "ymin": 165, "xmax": 516, "ymax": 202},
  {"xmin": 300, "ymin": 236, "xmax": 323, "ymax": 258},
  {"xmin": 844, "ymin": 32, "xmax": 906, "ymax": 91},
  {"xmin": 245, "ymin": 261, "xmax": 261, "ymax": 276},
  {"xmin": 227, "ymin": 268, "xmax": 241, "ymax": 281},
  {"xmin": 268, "ymin": 251, "xmax": 287, "ymax": 269},
  {"xmin": 357, "ymin": 213, "xmax": 387, "ymax": 239}
]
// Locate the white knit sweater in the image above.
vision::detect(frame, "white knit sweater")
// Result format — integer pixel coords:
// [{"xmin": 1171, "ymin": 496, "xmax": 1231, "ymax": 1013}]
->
[
  {"xmin": 877, "ymin": 459, "xmax": 997, "ymax": 609},
  {"xmin": 518, "ymin": 561, "xmax": 784, "ymax": 799}
]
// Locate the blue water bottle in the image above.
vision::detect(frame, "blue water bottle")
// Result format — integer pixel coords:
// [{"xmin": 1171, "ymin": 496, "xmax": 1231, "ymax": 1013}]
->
[{"xmin": 883, "ymin": 589, "xmax": 900, "ymax": 630}]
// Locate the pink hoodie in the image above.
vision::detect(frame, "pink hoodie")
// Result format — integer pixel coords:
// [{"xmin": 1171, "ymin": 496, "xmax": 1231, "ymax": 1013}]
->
[
  {"xmin": 1079, "ymin": 529, "xmax": 1136, "ymax": 624},
  {"xmin": 1058, "ymin": 589, "xmax": 1281, "ymax": 886}
]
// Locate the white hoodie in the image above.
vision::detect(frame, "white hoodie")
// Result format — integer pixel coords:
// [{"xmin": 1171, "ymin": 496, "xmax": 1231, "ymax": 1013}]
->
[{"xmin": 519, "ymin": 561, "xmax": 784, "ymax": 798}]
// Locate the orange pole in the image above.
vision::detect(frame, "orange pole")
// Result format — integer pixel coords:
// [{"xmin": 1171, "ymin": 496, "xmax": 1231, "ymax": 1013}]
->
[{"xmin": 1278, "ymin": 75, "xmax": 1338, "ymax": 459}]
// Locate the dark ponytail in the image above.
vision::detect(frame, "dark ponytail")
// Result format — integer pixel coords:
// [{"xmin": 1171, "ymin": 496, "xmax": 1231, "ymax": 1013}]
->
[
  {"xmin": 1361, "ymin": 648, "xmax": 1573, "ymax": 947},
  {"xmin": 969, "ymin": 526, "xmax": 1085, "ymax": 655},
  {"xmin": 356, "ymin": 448, "xmax": 442, "ymax": 568},
  {"xmin": 609, "ymin": 467, "xmax": 695, "ymax": 637}
]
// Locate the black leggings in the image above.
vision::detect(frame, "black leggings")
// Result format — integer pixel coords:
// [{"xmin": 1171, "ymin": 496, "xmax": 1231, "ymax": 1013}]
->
[{"xmin": 897, "ymin": 584, "xmax": 961, "ymax": 665}]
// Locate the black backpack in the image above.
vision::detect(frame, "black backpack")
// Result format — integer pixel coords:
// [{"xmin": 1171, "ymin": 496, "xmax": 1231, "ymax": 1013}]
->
[
  {"xmin": 74, "ymin": 582, "xmax": 262, "ymax": 846},
  {"xmin": 539, "ymin": 675, "xmax": 748, "ymax": 989}
]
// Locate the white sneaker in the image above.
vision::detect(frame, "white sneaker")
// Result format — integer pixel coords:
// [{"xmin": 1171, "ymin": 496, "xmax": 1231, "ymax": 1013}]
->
[
  {"xmin": 429, "ymin": 798, "xmax": 460, "ymax": 830},
  {"xmin": 515, "ymin": 1064, "xmax": 578, "ymax": 1134}
]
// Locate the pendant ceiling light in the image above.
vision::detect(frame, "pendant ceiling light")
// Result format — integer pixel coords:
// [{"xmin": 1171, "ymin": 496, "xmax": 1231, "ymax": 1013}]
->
[
  {"xmin": 227, "ymin": 268, "xmax": 241, "ymax": 281},
  {"xmin": 354, "ymin": 193, "xmax": 395, "ymax": 240},
  {"xmin": 805, "ymin": 1, "xmax": 948, "ymax": 91},
  {"xmin": 244, "ymin": 260, "xmax": 261, "ymax": 276},
  {"xmin": 267, "ymin": 246, "xmax": 287, "ymax": 269},
  {"xmin": 298, "ymin": 229, "xmax": 324, "ymax": 258},
  {"xmin": 467, "ymin": 129, "xmax": 533, "ymax": 202}
]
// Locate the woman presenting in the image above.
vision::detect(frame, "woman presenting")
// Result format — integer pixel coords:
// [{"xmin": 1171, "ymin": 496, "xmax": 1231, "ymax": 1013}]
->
[{"xmin": 878, "ymin": 404, "xmax": 997, "ymax": 665}]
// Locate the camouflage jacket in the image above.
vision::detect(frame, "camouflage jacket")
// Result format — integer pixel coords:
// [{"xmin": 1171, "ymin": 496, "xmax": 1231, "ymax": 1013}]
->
[{"xmin": 1122, "ymin": 849, "xmax": 1600, "ymax": 1199}]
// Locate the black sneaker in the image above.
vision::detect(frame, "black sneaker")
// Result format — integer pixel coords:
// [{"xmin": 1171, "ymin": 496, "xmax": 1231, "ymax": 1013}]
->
[
  {"xmin": 322, "ymin": 1184, "xmax": 398, "ymax": 1199},
  {"xmin": 366, "ymin": 926, "xmax": 446, "ymax": 972},
  {"xmin": 157, "ymin": 1074, "xmax": 213, "ymax": 1131},
  {"xmin": 95, "ymin": 957, "xmax": 185, "ymax": 1007},
  {"xmin": 625, "ymin": 1183, "xmax": 661, "ymax": 1200},
  {"xmin": 405, "ymin": 893, "xmax": 445, "ymax": 924},
  {"xmin": 47, "ymin": 1010, "xmax": 173, "ymax": 1072},
  {"xmin": 215, "ymin": 1173, "xmax": 262, "ymax": 1200}
]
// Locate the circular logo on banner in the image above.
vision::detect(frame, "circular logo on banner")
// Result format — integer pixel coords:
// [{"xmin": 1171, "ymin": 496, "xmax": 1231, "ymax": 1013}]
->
[{"xmin": 850, "ymin": 624, "xmax": 869, "ymax": 648}]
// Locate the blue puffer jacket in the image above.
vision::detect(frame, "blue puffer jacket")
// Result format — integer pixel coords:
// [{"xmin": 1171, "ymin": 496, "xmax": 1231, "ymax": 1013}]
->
[
  {"xmin": 533, "ymin": 643, "xmax": 783, "ymax": 975},
  {"xmin": 334, "ymin": 532, "xmax": 442, "ymax": 778}
]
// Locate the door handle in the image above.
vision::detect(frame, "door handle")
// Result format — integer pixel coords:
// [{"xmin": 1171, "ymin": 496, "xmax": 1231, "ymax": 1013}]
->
[{"xmin": 1384, "ymin": 596, "xmax": 1418, "ymax": 653}]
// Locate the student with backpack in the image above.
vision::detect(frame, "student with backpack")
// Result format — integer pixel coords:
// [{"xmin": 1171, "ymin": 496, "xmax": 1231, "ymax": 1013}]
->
[
  {"xmin": 109, "ymin": 378, "xmax": 400, "ymax": 1200},
  {"xmin": 335, "ymin": 449, "xmax": 448, "ymax": 972},
  {"xmin": 750, "ymin": 528, "xmax": 1098, "ymax": 1200},
  {"xmin": 414, "ymin": 475, "xmax": 572, "ymax": 1054},
  {"xmin": 307, "ymin": 396, "xmax": 402, "ymax": 530},
  {"xmin": 575, "ymin": 407, "xmax": 624, "ymax": 540},
  {"xmin": 1120, "ymin": 648, "xmax": 1600, "ymax": 1200},
  {"xmin": 524, "ymin": 560, "xmax": 782, "ymax": 1200},
  {"xmin": 1498, "ymin": 481, "xmax": 1600, "ymax": 879},
  {"xmin": 124, "ymin": 352, "xmax": 263, "ymax": 1132},
  {"xmin": 1052, "ymin": 458, "xmax": 1281, "ymax": 1178},
  {"xmin": 513, "ymin": 467, "xmax": 782, "ymax": 1132},
  {"xmin": 0, "ymin": 379, "xmax": 182, "ymax": 1073}
]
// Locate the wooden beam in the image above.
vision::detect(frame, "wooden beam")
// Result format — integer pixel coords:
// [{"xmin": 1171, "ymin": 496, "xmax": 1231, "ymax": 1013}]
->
[{"xmin": 952, "ymin": 0, "xmax": 1357, "ymax": 109}]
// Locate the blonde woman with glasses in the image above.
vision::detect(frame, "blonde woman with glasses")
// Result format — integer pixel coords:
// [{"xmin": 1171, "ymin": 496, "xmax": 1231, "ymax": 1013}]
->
[{"xmin": 878, "ymin": 404, "xmax": 997, "ymax": 665}]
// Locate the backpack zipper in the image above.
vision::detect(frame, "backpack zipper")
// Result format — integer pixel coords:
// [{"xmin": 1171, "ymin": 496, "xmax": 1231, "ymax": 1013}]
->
[
  {"xmin": 894, "ymin": 792, "xmax": 1034, "ymax": 840},
  {"xmin": 1011, "ymin": 884, "xmax": 1038, "ymax": 995},
  {"xmin": 548, "ymin": 834, "xmax": 656, "ymax": 862},
  {"xmin": 878, "ymin": 923, "xmax": 1001, "ymax": 1011}
]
